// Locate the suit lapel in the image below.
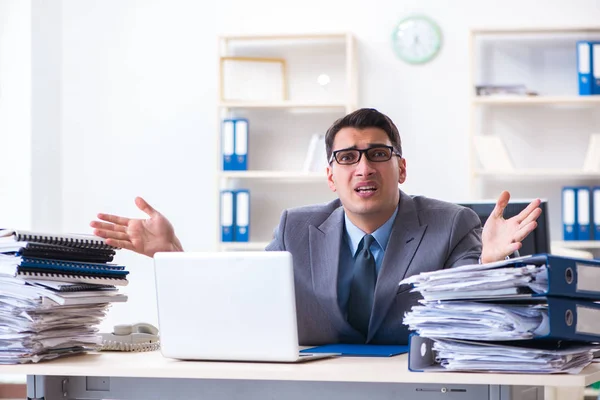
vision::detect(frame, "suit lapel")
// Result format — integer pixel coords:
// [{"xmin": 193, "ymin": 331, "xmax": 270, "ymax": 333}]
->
[
  {"xmin": 367, "ymin": 191, "xmax": 427, "ymax": 342},
  {"xmin": 309, "ymin": 206, "xmax": 358, "ymax": 337}
]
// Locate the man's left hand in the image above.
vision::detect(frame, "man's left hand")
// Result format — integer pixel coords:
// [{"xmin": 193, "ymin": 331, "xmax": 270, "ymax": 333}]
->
[{"xmin": 480, "ymin": 191, "xmax": 542, "ymax": 264}]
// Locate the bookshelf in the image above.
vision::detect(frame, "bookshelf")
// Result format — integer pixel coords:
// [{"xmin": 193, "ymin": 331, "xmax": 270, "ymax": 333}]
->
[
  {"xmin": 472, "ymin": 96, "xmax": 600, "ymax": 105},
  {"xmin": 216, "ymin": 33, "xmax": 358, "ymax": 251},
  {"xmin": 468, "ymin": 27, "xmax": 600, "ymax": 249}
]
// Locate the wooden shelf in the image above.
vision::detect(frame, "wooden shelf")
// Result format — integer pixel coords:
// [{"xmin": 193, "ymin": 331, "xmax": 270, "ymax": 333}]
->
[
  {"xmin": 472, "ymin": 96, "xmax": 600, "ymax": 105},
  {"xmin": 221, "ymin": 33, "xmax": 349, "ymax": 42},
  {"xmin": 219, "ymin": 241, "xmax": 270, "ymax": 251},
  {"xmin": 475, "ymin": 169, "xmax": 600, "ymax": 180},
  {"xmin": 471, "ymin": 27, "xmax": 600, "ymax": 35},
  {"xmin": 220, "ymin": 171, "xmax": 326, "ymax": 181},
  {"xmin": 552, "ymin": 241, "xmax": 600, "ymax": 250},
  {"xmin": 219, "ymin": 101, "xmax": 349, "ymax": 110}
]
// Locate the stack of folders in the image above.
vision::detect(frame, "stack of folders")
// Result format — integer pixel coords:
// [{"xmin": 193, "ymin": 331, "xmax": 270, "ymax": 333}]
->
[
  {"xmin": 0, "ymin": 229, "xmax": 129, "ymax": 364},
  {"xmin": 577, "ymin": 41, "xmax": 600, "ymax": 96},
  {"xmin": 220, "ymin": 189, "xmax": 250, "ymax": 242},
  {"xmin": 562, "ymin": 186, "xmax": 600, "ymax": 241},
  {"xmin": 400, "ymin": 254, "xmax": 600, "ymax": 374},
  {"xmin": 221, "ymin": 118, "xmax": 248, "ymax": 171}
]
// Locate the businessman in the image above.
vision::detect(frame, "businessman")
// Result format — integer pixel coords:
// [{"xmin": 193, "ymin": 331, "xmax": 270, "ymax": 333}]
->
[{"xmin": 91, "ymin": 108, "xmax": 541, "ymax": 345}]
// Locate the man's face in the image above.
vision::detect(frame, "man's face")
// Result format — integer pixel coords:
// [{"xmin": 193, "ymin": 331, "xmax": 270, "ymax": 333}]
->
[{"xmin": 326, "ymin": 127, "xmax": 407, "ymax": 223}]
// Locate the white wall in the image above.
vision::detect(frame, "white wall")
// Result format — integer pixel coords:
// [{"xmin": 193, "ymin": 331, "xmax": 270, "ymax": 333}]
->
[
  {"xmin": 31, "ymin": 0, "xmax": 63, "ymax": 231},
  {"xmin": 0, "ymin": 0, "xmax": 32, "ymax": 229},
  {"xmin": 29, "ymin": 0, "xmax": 600, "ymax": 328}
]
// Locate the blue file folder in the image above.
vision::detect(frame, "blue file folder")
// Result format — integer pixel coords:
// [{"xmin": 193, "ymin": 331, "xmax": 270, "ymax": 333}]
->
[
  {"xmin": 562, "ymin": 187, "xmax": 578, "ymax": 240},
  {"xmin": 220, "ymin": 190, "xmax": 235, "ymax": 242},
  {"xmin": 577, "ymin": 41, "xmax": 594, "ymax": 95},
  {"xmin": 493, "ymin": 254, "xmax": 600, "ymax": 300},
  {"xmin": 234, "ymin": 119, "xmax": 248, "ymax": 171},
  {"xmin": 234, "ymin": 190, "xmax": 249, "ymax": 242},
  {"xmin": 593, "ymin": 42, "xmax": 600, "ymax": 94},
  {"xmin": 221, "ymin": 120, "xmax": 235, "ymax": 171},
  {"xmin": 593, "ymin": 187, "xmax": 600, "ymax": 240},
  {"xmin": 541, "ymin": 296, "xmax": 600, "ymax": 342},
  {"xmin": 576, "ymin": 186, "xmax": 591, "ymax": 240},
  {"xmin": 407, "ymin": 334, "xmax": 596, "ymax": 373},
  {"xmin": 301, "ymin": 344, "xmax": 408, "ymax": 357}
]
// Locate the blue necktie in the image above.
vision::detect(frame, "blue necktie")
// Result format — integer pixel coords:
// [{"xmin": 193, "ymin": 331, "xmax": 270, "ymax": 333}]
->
[{"xmin": 347, "ymin": 234, "xmax": 376, "ymax": 337}]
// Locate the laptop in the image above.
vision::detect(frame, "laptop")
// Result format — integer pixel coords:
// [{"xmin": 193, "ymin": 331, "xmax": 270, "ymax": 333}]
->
[{"xmin": 153, "ymin": 251, "xmax": 338, "ymax": 362}]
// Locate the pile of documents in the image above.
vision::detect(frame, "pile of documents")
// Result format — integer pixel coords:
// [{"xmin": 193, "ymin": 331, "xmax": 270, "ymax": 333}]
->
[
  {"xmin": 401, "ymin": 254, "xmax": 600, "ymax": 374},
  {"xmin": 0, "ymin": 229, "xmax": 128, "ymax": 364}
]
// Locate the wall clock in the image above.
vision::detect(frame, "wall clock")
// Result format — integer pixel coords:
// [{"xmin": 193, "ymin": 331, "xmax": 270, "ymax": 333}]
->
[{"xmin": 392, "ymin": 15, "xmax": 443, "ymax": 65}]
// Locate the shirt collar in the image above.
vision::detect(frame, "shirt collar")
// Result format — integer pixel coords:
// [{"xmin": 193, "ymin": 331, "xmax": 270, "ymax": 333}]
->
[{"xmin": 344, "ymin": 206, "xmax": 399, "ymax": 256}]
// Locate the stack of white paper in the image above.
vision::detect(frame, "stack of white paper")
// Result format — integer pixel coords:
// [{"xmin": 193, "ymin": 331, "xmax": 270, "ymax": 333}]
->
[
  {"xmin": 401, "ymin": 260, "xmax": 548, "ymax": 302},
  {"xmin": 404, "ymin": 301, "xmax": 549, "ymax": 341},
  {"xmin": 401, "ymin": 256, "xmax": 600, "ymax": 374},
  {"xmin": 0, "ymin": 275, "xmax": 126, "ymax": 364},
  {"xmin": 432, "ymin": 339, "xmax": 595, "ymax": 374}
]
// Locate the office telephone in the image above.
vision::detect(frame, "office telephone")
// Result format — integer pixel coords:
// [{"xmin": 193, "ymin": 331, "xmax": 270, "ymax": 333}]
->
[{"xmin": 99, "ymin": 322, "xmax": 160, "ymax": 352}]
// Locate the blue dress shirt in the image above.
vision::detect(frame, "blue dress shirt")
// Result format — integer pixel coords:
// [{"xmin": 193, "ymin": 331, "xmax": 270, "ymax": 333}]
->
[{"xmin": 337, "ymin": 207, "xmax": 399, "ymax": 317}]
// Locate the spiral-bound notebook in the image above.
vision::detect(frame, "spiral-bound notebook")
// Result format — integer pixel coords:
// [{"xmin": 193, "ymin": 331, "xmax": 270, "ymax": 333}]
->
[
  {"xmin": 0, "ymin": 229, "xmax": 117, "ymax": 250},
  {"xmin": 0, "ymin": 242, "xmax": 115, "ymax": 263},
  {"xmin": 18, "ymin": 271, "xmax": 128, "ymax": 286},
  {"xmin": 29, "ymin": 279, "xmax": 117, "ymax": 292},
  {"xmin": 0, "ymin": 255, "xmax": 129, "ymax": 286}
]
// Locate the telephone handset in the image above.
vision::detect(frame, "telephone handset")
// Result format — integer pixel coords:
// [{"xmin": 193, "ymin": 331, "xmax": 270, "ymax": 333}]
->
[{"xmin": 99, "ymin": 322, "xmax": 160, "ymax": 352}]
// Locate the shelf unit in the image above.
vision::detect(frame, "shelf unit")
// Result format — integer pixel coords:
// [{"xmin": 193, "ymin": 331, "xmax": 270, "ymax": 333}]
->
[
  {"xmin": 552, "ymin": 240, "xmax": 600, "ymax": 250},
  {"xmin": 472, "ymin": 96, "xmax": 600, "ymax": 105},
  {"xmin": 216, "ymin": 33, "xmax": 357, "ymax": 251},
  {"xmin": 468, "ymin": 27, "xmax": 600, "ymax": 248}
]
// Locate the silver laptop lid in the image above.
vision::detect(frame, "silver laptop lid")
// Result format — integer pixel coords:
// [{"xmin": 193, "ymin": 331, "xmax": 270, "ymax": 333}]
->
[{"xmin": 153, "ymin": 251, "xmax": 300, "ymax": 361}]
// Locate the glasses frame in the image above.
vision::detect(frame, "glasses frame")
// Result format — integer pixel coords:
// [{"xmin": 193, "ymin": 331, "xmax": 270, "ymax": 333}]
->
[{"xmin": 328, "ymin": 145, "xmax": 402, "ymax": 166}]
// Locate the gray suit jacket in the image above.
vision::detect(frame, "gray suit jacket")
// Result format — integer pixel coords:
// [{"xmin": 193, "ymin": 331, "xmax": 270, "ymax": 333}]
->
[{"xmin": 266, "ymin": 190, "xmax": 482, "ymax": 345}]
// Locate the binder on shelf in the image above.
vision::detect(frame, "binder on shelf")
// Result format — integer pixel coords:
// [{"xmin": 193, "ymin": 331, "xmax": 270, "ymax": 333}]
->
[
  {"xmin": 234, "ymin": 119, "xmax": 248, "ymax": 171},
  {"xmin": 220, "ymin": 190, "xmax": 235, "ymax": 242},
  {"xmin": 576, "ymin": 186, "xmax": 591, "ymax": 241},
  {"xmin": 577, "ymin": 41, "xmax": 594, "ymax": 96},
  {"xmin": 593, "ymin": 42, "xmax": 600, "ymax": 94},
  {"xmin": 593, "ymin": 187, "xmax": 600, "ymax": 240},
  {"xmin": 562, "ymin": 187, "xmax": 578, "ymax": 241},
  {"xmin": 221, "ymin": 120, "xmax": 235, "ymax": 171},
  {"xmin": 235, "ymin": 190, "xmax": 250, "ymax": 242}
]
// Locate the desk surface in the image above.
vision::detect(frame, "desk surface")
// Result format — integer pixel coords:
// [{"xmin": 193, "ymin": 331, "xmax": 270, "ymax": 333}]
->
[{"xmin": 0, "ymin": 352, "xmax": 600, "ymax": 387}]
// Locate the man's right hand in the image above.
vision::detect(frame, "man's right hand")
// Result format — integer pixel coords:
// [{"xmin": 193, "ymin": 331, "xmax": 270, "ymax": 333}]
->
[{"xmin": 90, "ymin": 197, "xmax": 183, "ymax": 258}]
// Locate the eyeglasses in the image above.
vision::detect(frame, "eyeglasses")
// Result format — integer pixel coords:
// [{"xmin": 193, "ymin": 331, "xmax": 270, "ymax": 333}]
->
[{"xmin": 329, "ymin": 145, "xmax": 402, "ymax": 165}]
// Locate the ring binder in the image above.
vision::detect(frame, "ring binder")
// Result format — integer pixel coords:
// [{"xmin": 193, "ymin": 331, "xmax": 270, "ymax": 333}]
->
[
  {"xmin": 18, "ymin": 271, "xmax": 129, "ymax": 286},
  {"xmin": 0, "ymin": 229, "xmax": 117, "ymax": 250}
]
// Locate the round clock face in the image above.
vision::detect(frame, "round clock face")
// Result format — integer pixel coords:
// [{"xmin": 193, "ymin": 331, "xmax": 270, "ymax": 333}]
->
[{"xmin": 392, "ymin": 15, "xmax": 442, "ymax": 64}]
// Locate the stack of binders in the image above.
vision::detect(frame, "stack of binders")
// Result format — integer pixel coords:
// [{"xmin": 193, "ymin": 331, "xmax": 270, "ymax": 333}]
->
[
  {"xmin": 562, "ymin": 186, "xmax": 600, "ymax": 241},
  {"xmin": 401, "ymin": 254, "xmax": 600, "ymax": 374},
  {"xmin": 577, "ymin": 41, "xmax": 600, "ymax": 96},
  {"xmin": 0, "ymin": 229, "xmax": 128, "ymax": 364},
  {"xmin": 221, "ymin": 118, "xmax": 248, "ymax": 171},
  {"xmin": 220, "ymin": 189, "xmax": 250, "ymax": 242}
]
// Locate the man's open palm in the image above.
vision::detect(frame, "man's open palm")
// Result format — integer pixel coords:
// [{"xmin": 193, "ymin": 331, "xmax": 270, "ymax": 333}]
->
[
  {"xmin": 90, "ymin": 197, "xmax": 182, "ymax": 258},
  {"xmin": 480, "ymin": 191, "xmax": 542, "ymax": 264}
]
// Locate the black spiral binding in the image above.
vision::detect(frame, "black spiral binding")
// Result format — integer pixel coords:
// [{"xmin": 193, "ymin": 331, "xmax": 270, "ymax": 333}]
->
[
  {"xmin": 15, "ymin": 233, "xmax": 117, "ymax": 250},
  {"xmin": 22, "ymin": 257, "xmax": 124, "ymax": 271},
  {"xmin": 18, "ymin": 271, "xmax": 129, "ymax": 285}
]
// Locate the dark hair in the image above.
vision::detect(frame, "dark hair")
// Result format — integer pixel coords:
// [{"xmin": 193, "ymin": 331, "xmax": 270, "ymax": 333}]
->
[{"xmin": 324, "ymin": 108, "xmax": 402, "ymax": 162}]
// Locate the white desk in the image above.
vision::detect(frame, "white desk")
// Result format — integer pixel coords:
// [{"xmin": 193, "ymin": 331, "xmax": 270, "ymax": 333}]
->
[{"xmin": 1, "ymin": 351, "xmax": 599, "ymax": 400}]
